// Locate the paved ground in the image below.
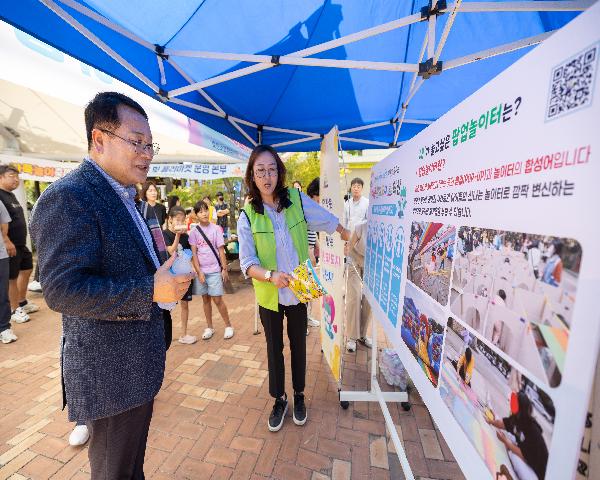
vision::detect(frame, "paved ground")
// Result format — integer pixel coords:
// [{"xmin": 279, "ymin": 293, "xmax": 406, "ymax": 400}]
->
[{"xmin": 0, "ymin": 279, "xmax": 465, "ymax": 480}]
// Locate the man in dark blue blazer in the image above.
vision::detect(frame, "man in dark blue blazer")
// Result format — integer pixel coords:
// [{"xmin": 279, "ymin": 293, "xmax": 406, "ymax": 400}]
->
[{"xmin": 30, "ymin": 92, "xmax": 194, "ymax": 480}]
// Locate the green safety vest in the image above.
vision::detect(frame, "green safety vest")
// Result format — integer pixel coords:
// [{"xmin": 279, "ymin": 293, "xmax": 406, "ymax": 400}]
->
[{"xmin": 243, "ymin": 188, "xmax": 309, "ymax": 311}]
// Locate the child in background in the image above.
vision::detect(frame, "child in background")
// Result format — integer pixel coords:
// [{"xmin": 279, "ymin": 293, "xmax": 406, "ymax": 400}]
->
[
  {"xmin": 163, "ymin": 206, "xmax": 197, "ymax": 344},
  {"xmin": 189, "ymin": 201, "xmax": 234, "ymax": 340}
]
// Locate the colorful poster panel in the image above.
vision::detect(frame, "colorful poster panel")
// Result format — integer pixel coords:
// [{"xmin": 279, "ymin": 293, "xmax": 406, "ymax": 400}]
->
[
  {"xmin": 401, "ymin": 282, "xmax": 446, "ymax": 387},
  {"xmin": 440, "ymin": 318, "xmax": 555, "ymax": 480},
  {"xmin": 408, "ymin": 221, "xmax": 456, "ymax": 307},
  {"xmin": 450, "ymin": 227, "xmax": 582, "ymax": 387},
  {"xmin": 319, "ymin": 127, "xmax": 344, "ymax": 382}
]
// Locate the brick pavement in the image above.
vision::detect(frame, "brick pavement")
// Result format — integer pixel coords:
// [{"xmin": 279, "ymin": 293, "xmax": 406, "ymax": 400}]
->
[{"xmin": 0, "ymin": 281, "xmax": 465, "ymax": 480}]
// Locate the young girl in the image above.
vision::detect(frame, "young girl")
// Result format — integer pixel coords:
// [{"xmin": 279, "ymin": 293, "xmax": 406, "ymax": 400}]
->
[
  {"xmin": 163, "ymin": 206, "xmax": 196, "ymax": 344},
  {"xmin": 189, "ymin": 201, "xmax": 234, "ymax": 340}
]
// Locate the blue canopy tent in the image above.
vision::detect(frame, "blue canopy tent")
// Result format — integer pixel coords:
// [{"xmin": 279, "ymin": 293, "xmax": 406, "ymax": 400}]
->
[{"xmin": 0, "ymin": 0, "xmax": 589, "ymax": 151}]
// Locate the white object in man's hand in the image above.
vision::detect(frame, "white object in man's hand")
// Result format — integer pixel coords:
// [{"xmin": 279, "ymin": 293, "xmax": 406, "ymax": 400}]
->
[{"xmin": 153, "ymin": 254, "xmax": 195, "ymax": 303}]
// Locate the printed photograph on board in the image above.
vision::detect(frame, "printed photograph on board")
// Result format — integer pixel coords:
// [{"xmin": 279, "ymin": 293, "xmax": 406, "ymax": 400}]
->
[
  {"xmin": 440, "ymin": 318, "xmax": 555, "ymax": 480},
  {"xmin": 408, "ymin": 221, "xmax": 456, "ymax": 306},
  {"xmin": 450, "ymin": 227, "xmax": 581, "ymax": 387},
  {"xmin": 401, "ymin": 282, "xmax": 446, "ymax": 387}
]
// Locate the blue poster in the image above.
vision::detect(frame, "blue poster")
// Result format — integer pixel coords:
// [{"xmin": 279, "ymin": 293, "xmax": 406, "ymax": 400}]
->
[{"xmin": 387, "ymin": 225, "xmax": 405, "ymax": 327}]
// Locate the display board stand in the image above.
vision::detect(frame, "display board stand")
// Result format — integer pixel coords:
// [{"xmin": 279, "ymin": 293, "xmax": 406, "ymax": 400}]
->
[{"xmin": 339, "ymin": 265, "xmax": 414, "ymax": 480}]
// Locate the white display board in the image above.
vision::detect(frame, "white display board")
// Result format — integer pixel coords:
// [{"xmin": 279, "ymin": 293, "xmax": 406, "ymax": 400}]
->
[
  {"xmin": 364, "ymin": 4, "xmax": 600, "ymax": 479},
  {"xmin": 319, "ymin": 127, "xmax": 345, "ymax": 382}
]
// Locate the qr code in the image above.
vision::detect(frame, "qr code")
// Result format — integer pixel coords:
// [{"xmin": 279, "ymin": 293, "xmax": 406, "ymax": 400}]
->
[{"xmin": 546, "ymin": 43, "xmax": 598, "ymax": 121}]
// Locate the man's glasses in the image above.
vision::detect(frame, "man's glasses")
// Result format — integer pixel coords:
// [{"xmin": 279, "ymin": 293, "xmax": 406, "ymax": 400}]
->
[
  {"xmin": 254, "ymin": 167, "xmax": 278, "ymax": 178},
  {"xmin": 98, "ymin": 129, "xmax": 160, "ymax": 157}
]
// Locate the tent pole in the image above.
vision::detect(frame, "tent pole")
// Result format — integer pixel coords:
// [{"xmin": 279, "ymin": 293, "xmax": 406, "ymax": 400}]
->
[
  {"xmin": 433, "ymin": 0, "xmax": 463, "ymax": 64},
  {"xmin": 262, "ymin": 126, "xmax": 321, "ymax": 137},
  {"xmin": 168, "ymin": 98, "xmax": 257, "ymax": 147},
  {"xmin": 445, "ymin": 0, "xmax": 593, "ymax": 13},
  {"xmin": 157, "ymin": 55, "xmax": 167, "ymax": 86},
  {"xmin": 165, "ymin": 58, "xmax": 259, "ymax": 146},
  {"xmin": 167, "ymin": 50, "xmax": 419, "ymax": 73},
  {"xmin": 167, "ymin": 98, "xmax": 225, "ymax": 118},
  {"xmin": 338, "ymin": 137, "xmax": 391, "ymax": 148},
  {"xmin": 443, "ymin": 30, "xmax": 556, "ymax": 70},
  {"xmin": 393, "ymin": 30, "xmax": 428, "ymax": 145},
  {"xmin": 272, "ymin": 136, "xmax": 321, "ymax": 149},
  {"xmin": 167, "ymin": 12, "xmax": 423, "ymax": 98},
  {"xmin": 56, "ymin": 0, "xmax": 155, "ymax": 49},
  {"xmin": 427, "ymin": 0, "xmax": 438, "ymax": 60},
  {"xmin": 39, "ymin": 0, "xmax": 158, "ymax": 93},
  {"xmin": 393, "ymin": 77, "xmax": 425, "ymax": 145}
]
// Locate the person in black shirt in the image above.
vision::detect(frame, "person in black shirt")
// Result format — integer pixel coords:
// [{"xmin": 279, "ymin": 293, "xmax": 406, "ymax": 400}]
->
[
  {"xmin": 140, "ymin": 180, "xmax": 167, "ymax": 227},
  {"xmin": 486, "ymin": 391, "xmax": 549, "ymax": 479},
  {"xmin": 163, "ymin": 206, "xmax": 196, "ymax": 345},
  {"xmin": 0, "ymin": 165, "xmax": 38, "ymax": 324},
  {"xmin": 214, "ymin": 191, "xmax": 230, "ymax": 239}
]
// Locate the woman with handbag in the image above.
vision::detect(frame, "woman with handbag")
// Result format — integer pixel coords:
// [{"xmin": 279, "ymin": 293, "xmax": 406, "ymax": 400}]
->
[
  {"xmin": 189, "ymin": 200, "xmax": 234, "ymax": 340},
  {"xmin": 238, "ymin": 145, "xmax": 350, "ymax": 432}
]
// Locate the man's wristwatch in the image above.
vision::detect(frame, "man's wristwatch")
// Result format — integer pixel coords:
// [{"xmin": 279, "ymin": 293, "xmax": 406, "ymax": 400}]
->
[{"xmin": 264, "ymin": 270, "xmax": 273, "ymax": 282}]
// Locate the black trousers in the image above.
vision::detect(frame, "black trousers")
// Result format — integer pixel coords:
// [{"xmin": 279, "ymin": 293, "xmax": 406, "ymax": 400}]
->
[
  {"xmin": 259, "ymin": 302, "xmax": 307, "ymax": 398},
  {"xmin": 86, "ymin": 400, "xmax": 154, "ymax": 480},
  {"xmin": 0, "ymin": 258, "xmax": 10, "ymax": 332}
]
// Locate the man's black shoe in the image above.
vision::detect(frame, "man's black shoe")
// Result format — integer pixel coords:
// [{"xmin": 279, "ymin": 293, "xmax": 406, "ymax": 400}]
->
[
  {"xmin": 268, "ymin": 394, "xmax": 288, "ymax": 432},
  {"xmin": 293, "ymin": 392, "xmax": 307, "ymax": 426}
]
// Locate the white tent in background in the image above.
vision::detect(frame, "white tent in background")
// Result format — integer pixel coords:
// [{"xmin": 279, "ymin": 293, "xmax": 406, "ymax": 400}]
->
[{"xmin": 0, "ymin": 21, "xmax": 250, "ymax": 165}]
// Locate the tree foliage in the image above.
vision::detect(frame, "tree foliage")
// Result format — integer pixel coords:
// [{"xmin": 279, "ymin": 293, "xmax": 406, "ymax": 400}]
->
[{"xmin": 284, "ymin": 152, "xmax": 320, "ymax": 190}]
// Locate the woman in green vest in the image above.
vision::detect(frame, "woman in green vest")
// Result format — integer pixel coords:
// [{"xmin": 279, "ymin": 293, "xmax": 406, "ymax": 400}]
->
[{"xmin": 238, "ymin": 145, "xmax": 350, "ymax": 432}]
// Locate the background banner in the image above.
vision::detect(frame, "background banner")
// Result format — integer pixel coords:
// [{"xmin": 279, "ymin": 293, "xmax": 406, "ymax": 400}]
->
[
  {"xmin": 319, "ymin": 127, "xmax": 344, "ymax": 382},
  {"xmin": 364, "ymin": 4, "xmax": 599, "ymax": 479},
  {"xmin": 0, "ymin": 154, "xmax": 78, "ymax": 182},
  {"xmin": 147, "ymin": 162, "xmax": 245, "ymax": 181}
]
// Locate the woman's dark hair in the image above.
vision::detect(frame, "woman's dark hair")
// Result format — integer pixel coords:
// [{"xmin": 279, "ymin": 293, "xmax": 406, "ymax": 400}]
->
[
  {"xmin": 167, "ymin": 195, "xmax": 180, "ymax": 211},
  {"xmin": 244, "ymin": 144, "xmax": 288, "ymax": 213},
  {"xmin": 552, "ymin": 239, "xmax": 563, "ymax": 256},
  {"xmin": 516, "ymin": 391, "xmax": 533, "ymax": 420},
  {"xmin": 465, "ymin": 347, "xmax": 472, "ymax": 364},
  {"xmin": 307, "ymin": 177, "xmax": 320, "ymax": 199},
  {"xmin": 84, "ymin": 91, "xmax": 147, "ymax": 150},
  {"xmin": 168, "ymin": 205, "xmax": 186, "ymax": 218},
  {"xmin": 194, "ymin": 200, "xmax": 209, "ymax": 214},
  {"xmin": 140, "ymin": 180, "xmax": 159, "ymax": 202}
]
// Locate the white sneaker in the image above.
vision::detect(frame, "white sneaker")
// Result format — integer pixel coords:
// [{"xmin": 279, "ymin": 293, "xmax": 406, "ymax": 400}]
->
[
  {"xmin": 358, "ymin": 337, "xmax": 373, "ymax": 349},
  {"xmin": 11, "ymin": 307, "xmax": 30, "ymax": 324},
  {"xmin": 28, "ymin": 281, "xmax": 42, "ymax": 293},
  {"xmin": 346, "ymin": 339, "xmax": 357, "ymax": 352},
  {"xmin": 224, "ymin": 326, "xmax": 234, "ymax": 339},
  {"xmin": 308, "ymin": 317, "xmax": 320, "ymax": 327},
  {"xmin": 21, "ymin": 303, "xmax": 40, "ymax": 314},
  {"xmin": 0, "ymin": 328, "xmax": 17, "ymax": 344},
  {"xmin": 69, "ymin": 424, "xmax": 90, "ymax": 446},
  {"xmin": 178, "ymin": 335, "xmax": 197, "ymax": 345},
  {"xmin": 202, "ymin": 328, "xmax": 214, "ymax": 340}
]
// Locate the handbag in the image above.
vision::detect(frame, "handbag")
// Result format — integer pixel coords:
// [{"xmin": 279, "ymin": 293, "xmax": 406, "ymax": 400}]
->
[{"xmin": 195, "ymin": 225, "xmax": 235, "ymax": 294}]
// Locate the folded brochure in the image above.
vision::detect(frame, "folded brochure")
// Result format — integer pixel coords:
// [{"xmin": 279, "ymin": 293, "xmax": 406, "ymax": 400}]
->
[{"xmin": 288, "ymin": 258, "xmax": 327, "ymax": 303}]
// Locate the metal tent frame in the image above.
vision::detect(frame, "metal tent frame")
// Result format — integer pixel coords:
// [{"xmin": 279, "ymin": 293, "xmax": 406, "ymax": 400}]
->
[{"xmin": 28, "ymin": 0, "xmax": 594, "ymax": 150}]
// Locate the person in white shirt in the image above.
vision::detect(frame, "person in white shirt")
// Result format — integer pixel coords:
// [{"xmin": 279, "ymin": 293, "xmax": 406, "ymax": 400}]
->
[
  {"xmin": 343, "ymin": 177, "xmax": 369, "ymax": 231},
  {"xmin": 345, "ymin": 220, "xmax": 372, "ymax": 352},
  {"xmin": 343, "ymin": 178, "xmax": 371, "ymax": 352}
]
